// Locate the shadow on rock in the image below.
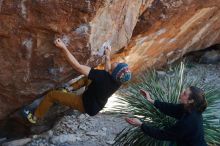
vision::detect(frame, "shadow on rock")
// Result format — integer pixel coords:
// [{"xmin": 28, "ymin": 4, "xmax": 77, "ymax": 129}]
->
[{"xmin": 0, "ymin": 104, "xmax": 71, "ymax": 143}]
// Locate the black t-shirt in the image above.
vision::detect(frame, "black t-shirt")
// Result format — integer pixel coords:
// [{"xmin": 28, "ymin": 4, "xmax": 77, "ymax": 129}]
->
[{"xmin": 82, "ymin": 68, "xmax": 121, "ymax": 116}]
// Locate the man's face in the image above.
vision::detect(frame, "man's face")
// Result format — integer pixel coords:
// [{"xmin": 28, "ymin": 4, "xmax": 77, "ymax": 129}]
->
[{"xmin": 179, "ymin": 88, "xmax": 191, "ymax": 104}]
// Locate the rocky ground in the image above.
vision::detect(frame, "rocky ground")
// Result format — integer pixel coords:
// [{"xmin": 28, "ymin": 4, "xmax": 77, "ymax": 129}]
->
[
  {"xmin": 2, "ymin": 57, "xmax": 220, "ymax": 146},
  {"xmin": 26, "ymin": 112, "xmax": 128, "ymax": 146},
  {"xmin": 185, "ymin": 63, "xmax": 220, "ymax": 89}
]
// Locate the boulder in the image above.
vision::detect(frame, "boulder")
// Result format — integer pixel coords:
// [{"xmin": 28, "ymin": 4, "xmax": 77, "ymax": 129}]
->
[{"xmin": 0, "ymin": 0, "xmax": 149, "ymax": 120}]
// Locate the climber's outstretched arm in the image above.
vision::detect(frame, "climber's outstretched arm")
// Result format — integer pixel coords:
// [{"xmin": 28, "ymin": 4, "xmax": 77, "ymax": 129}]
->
[
  {"xmin": 54, "ymin": 38, "xmax": 91, "ymax": 76},
  {"xmin": 104, "ymin": 47, "xmax": 111, "ymax": 72}
]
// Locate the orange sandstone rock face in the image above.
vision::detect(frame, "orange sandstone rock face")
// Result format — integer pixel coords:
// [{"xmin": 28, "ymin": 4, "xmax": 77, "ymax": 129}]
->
[
  {"xmin": 0, "ymin": 0, "xmax": 219, "ymax": 119},
  {"xmin": 125, "ymin": 0, "xmax": 220, "ymax": 71}
]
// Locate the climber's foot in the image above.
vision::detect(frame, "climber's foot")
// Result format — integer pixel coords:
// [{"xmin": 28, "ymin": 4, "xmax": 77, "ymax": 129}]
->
[{"xmin": 22, "ymin": 107, "xmax": 37, "ymax": 124}]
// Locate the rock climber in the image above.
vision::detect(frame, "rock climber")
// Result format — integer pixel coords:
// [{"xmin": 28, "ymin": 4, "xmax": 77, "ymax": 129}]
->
[
  {"xmin": 24, "ymin": 38, "xmax": 131, "ymax": 124},
  {"xmin": 126, "ymin": 87, "xmax": 208, "ymax": 146}
]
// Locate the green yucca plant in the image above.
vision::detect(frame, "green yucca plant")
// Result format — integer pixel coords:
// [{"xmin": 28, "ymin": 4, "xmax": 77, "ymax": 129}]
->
[{"xmin": 114, "ymin": 63, "xmax": 220, "ymax": 146}]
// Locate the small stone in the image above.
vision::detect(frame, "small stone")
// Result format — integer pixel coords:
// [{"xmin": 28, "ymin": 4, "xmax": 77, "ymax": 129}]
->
[
  {"xmin": 98, "ymin": 130, "xmax": 106, "ymax": 136},
  {"xmin": 86, "ymin": 131, "xmax": 99, "ymax": 136},
  {"xmin": 78, "ymin": 114, "xmax": 87, "ymax": 120},
  {"xmin": 79, "ymin": 124, "xmax": 87, "ymax": 130},
  {"xmin": 76, "ymin": 137, "xmax": 82, "ymax": 141},
  {"xmin": 106, "ymin": 140, "xmax": 115, "ymax": 145},
  {"xmin": 102, "ymin": 127, "xmax": 107, "ymax": 131},
  {"xmin": 32, "ymin": 135, "xmax": 38, "ymax": 139},
  {"xmin": 48, "ymin": 130, "xmax": 53, "ymax": 137},
  {"xmin": 157, "ymin": 71, "xmax": 166, "ymax": 76}
]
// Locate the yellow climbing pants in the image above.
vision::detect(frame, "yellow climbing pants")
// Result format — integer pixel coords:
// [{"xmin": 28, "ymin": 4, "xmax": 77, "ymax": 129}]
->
[{"xmin": 34, "ymin": 77, "xmax": 91, "ymax": 119}]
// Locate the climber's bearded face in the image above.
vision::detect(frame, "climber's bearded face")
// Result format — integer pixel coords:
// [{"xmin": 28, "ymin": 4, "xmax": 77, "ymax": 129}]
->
[{"xmin": 111, "ymin": 62, "xmax": 119, "ymax": 72}]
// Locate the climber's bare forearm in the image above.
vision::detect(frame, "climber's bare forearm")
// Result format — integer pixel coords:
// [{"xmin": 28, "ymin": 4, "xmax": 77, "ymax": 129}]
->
[
  {"xmin": 104, "ymin": 47, "xmax": 111, "ymax": 72},
  {"xmin": 61, "ymin": 47, "xmax": 91, "ymax": 76},
  {"xmin": 54, "ymin": 38, "xmax": 90, "ymax": 76},
  {"xmin": 105, "ymin": 56, "xmax": 111, "ymax": 72}
]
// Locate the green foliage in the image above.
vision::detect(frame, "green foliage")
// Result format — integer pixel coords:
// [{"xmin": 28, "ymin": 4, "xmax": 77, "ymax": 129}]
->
[{"xmin": 114, "ymin": 63, "xmax": 220, "ymax": 146}]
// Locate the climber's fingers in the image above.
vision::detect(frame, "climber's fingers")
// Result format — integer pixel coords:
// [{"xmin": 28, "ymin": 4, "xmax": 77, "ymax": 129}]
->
[
  {"xmin": 54, "ymin": 38, "xmax": 66, "ymax": 49},
  {"xmin": 54, "ymin": 38, "xmax": 61, "ymax": 45},
  {"xmin": 106, "ymin": 45, "xmax": 111, "ymax": 52}
]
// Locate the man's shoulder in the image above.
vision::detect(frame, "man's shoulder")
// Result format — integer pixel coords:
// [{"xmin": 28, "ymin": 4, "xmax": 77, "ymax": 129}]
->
[
  {"xmin": 88, "ymin": 68, "xmax": 112, "ymax": 81},
  {"xmin": 91, "ymin": 68, "xmax": 110, "ymax": 76}
]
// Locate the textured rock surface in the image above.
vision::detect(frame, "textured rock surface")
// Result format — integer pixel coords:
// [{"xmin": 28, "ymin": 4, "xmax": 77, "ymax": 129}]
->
[
  {"xmin": 0, "ymin": 0, "xmax": 220, "ymax": 120},
  {"xmin": 125, "ymin": 0, "xmax": 220, "ymax": 71}
]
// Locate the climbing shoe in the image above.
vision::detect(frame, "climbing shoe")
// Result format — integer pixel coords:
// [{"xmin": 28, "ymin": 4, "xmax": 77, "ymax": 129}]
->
[{"xmin": 22, "ymin": 107, "xmax": 37, "ymax": 124}]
